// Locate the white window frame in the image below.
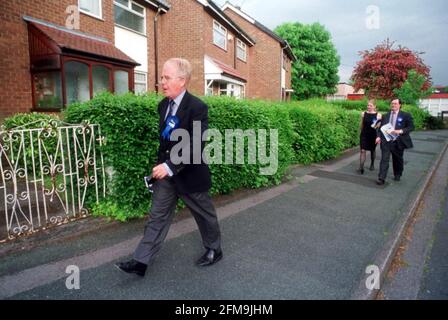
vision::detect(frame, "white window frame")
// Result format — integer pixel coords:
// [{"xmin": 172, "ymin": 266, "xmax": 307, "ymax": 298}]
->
[
  {"xmin": 134, "ymin": 71, "xmax": 147, "ymax": 94},
  {"xmin": 79, "ymin": 0, "xmax": 103, "ymax": 20},
  {"xmin": 236, "ymin": 39, "xmax": 247, "ymax": 62},
  {"xmin": 213, "ymin": 20, "xmax": 227, "ymax": 51},
  {"xmin": 114, "ymin": 0, "xmax": 146, "ymax": 35},
  {"xmin": 219, "ymin": 82, "xmax": 228, "ymax": 96}
]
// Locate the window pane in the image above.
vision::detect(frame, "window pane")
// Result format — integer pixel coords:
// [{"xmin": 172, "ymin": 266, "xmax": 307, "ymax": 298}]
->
[
  {"xmin": 33, "ymin": 72, "xmax": 62, "ymax": 109},
  {"xmin": 131, "ymin": 3, "xmax": 144, "ymax": 14},
  {"xmin": 237, "ymin": 47, "xmax": 246, "ymax": 61},
  {"xmin": 213, "ymin": 30, "xmax": 225, "ymax": 49},
  {"xmin": 213, "ymin": 22, "xmax": 226, "ymax": 49},
  {"xmin": 65, "ymin": 61, "xmax": 90, "ymax": 105},
  {"xmin": 237, "ymin": 40, "xmax": 246, "ymax": 61},
  {"xmin": 114, "ymin": 0, "xmax": 128, "ymax": 6},
  {"xmin": 134, "ymin": 72, "xmax": 146, "ymax": 82},
  {"xmin": 134, "ymin": 83, "xmax": 146, "ymax": 94},
  {"xmin": 114, "ymin": 70, "xmax": 129, "ymax": 94},
  {"xmin": 114, "ymin": 4, "xmax": 144, "ymax": 33},
  {"xmin": 92, "ymin": 65, "xmax": 110, "ymax": 96},
  {"xmin": 79, "ymin": 0, "xmax": 101, "ymax": 17},
  {"xmin": 134, "ymin": 71, "xmax": 147, "ymax": 94}
]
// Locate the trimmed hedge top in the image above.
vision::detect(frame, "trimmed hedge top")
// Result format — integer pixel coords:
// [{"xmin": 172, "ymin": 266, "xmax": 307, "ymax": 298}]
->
[{"xmin": 4, "ymin": 93, "xmax": 432, "ymax": 220}]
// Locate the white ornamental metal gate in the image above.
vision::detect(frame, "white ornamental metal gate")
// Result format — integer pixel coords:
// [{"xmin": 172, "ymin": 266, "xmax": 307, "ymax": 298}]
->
[{"xmin": 0, "ymin": 119, "xmax": 105, "ymax": 243}]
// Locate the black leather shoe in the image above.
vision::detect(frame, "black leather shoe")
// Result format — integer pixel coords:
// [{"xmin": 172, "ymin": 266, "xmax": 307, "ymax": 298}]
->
[
  {"xmin": 196, "ymin": 249, "xmax": 223, "ymax": 267},
  {"xmin": 376, "ymin": 178, "xmax": 385, "ymax": 185},
  {"xmin": 369, "ymin": 164, "xmax": 375, "ymax": 171},
  {"xmin": 394, "ymin": 175, "xmax": 401, "ymax": 181},
  {"xmin": 115, "ymin": 259, "xmax": 147, "ymax": 277}
]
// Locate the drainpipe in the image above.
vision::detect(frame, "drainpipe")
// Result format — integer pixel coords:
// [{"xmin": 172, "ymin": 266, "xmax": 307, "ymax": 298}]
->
[
  {"xmin": 234, "ymin": 36, "xmax": 237, "ymax": 69},
  {"xmin": 281, "ymin": 43, "xmax": 287, "ymax": 101},
  {"xmin": 154, "ymin": 8, "xmax": 162, "ymax": 93}
]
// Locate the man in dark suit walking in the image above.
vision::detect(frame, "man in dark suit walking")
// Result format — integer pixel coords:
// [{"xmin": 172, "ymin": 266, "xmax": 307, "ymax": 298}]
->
[
  {"xmin": 376, "ymin": 98, "xmax": 414, "ymax": 185},
  {"xmin": 116, "ymin": 58, "xmax": 222, "ymax": 277}
]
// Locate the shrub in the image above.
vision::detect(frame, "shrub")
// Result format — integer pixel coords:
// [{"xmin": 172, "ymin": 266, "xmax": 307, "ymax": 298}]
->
[
  {"xmin": 203, "ymin": 96, "xmax": 295, "ymax": 194},
  {"xmin": 64, "ymin": 92, "xmax": 161, "ymax": 220},
  {"xmin": 64, "ymin": 93, "xmax": 295, "ymax": 220},
  {"xmin": 329, "ymin": 99, "xmax": 390, "ymax": 112},
  {"xmin": 287, "ymin": 100, "xmax": 360, "ymax": 164},
  {"xmin": 423, "ymin": 115, "xmax": 446, "ymax": 130},
  {"xmin": 61, "ymin": 94, "xmax": 431, "ymax": 221},
  {"xmin": 328, "ymin": 99, "xmax": 428, "ymax": 130}
]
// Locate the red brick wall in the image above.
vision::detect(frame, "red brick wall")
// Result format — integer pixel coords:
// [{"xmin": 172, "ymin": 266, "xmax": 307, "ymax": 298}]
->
[
  {"xmin": 158, "ymin": 0, "xmax": 250, "ymax": 97},
  {"xmin": 157, "ymin": 0, "xmax": 205, "ymax": 96},
  {"xmin": 0, "ymin": 0, "xmax": 115, "ymax": 121},
  {"xmin": 203, "ymin": 14, "xmax": 249, "ymax": 90},
  {"xmin": 224, "ymin": 8, "xmax": 286, "ymax": 101},
  {"xmin": 0, "ymin": 0, "xmax": 291, "ymax": 122},
  {"xmin": 146, "ymin": 8, "xmax": 157, "ymax": 93},
  {"xmin": 204, "ymin": 15, "xmax": 236, "ymax": 68}
]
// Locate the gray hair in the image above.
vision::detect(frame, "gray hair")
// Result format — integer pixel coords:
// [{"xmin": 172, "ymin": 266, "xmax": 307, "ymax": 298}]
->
[{"xmin": 166, "ymin": 58, "xmax": 192, "ymax": 82}]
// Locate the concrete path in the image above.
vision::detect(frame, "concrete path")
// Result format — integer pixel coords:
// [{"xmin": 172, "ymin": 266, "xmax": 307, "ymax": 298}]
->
[
  {"xmin": 1, "ymin": 130, "xmax": 447, "ymax": 300},
  {"xmin": 380, "ymin": 140, "xmax": 448, "ymax": 299}
]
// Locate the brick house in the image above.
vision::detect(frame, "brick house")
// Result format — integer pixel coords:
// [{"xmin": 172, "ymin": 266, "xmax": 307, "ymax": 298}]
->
[
  {"xmin": 157, "ymin": 0, "xmax": 255, "ymax": 100},
  {"xmin": 222, "ymin": 2, "xmax": 296, "ymax": 101},
  {"xmin": 0, "ymin": 0, "xmax": 295, "ymax": 121},
  {"xmin": 0, "ymin": 0, "xmax": 170, "ymax": 120}
]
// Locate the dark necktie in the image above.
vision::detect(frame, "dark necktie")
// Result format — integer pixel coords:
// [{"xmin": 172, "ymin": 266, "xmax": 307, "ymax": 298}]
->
[
  {"xmin": 169, "ymin": 100, "xmax": 175, "ymax": 115},
  {"xmin": 165, "ymin": 100, "xmax": 175, "ymax": 120}
]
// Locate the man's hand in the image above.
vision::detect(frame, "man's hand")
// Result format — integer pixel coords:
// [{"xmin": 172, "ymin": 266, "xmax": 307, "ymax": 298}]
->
[
  {"xmin": 152, "ymin": 164, "xmax": 169, "ymax": 179},
  {"xmin": 375, "ymin": 137, "xmax": 381, "ymax": 145},
  {"xmin": 390, "ymin": 129, "xmax": 402, "ymax": 135}
]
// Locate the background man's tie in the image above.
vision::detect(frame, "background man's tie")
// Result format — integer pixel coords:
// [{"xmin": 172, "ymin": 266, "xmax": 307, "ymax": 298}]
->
[{"xmin": 390, "ymin": 111, "xmax": 396, "ymax": 129}]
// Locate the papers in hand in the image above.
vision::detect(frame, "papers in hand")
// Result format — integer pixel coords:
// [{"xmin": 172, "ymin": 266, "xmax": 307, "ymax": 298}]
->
[
  {"xmin": 381, "ymin": 123, "xmax": 398, "ymax": 142},
  {"xmin": 371, "ymin": 118, "xmax": 381, "ymax": 129}
]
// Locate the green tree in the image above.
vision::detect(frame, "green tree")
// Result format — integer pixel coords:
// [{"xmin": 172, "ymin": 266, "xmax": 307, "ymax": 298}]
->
[
  {"xmin": 351, "ymin": 39, "xmax": 431, "ymax": 100},
  {"xmin": 393, "ymin": 70, "xmax": 432, "ymax": 105},
  {"xmin": 274, "ymin": 22, "xmax": 340, "ymax": 100}
]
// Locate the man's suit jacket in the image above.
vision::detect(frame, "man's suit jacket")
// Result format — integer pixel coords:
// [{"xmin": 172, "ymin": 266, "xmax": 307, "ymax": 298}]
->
[
  {"xmin": 157, "ymin": 91, "xmax": 212, "ymax": 194},
  {"xmin": 378, "ymin": 110, "xmax": 414, "ymax": 149}
]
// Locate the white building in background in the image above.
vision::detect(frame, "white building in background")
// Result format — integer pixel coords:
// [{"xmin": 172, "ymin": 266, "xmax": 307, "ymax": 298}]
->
[
  {"xmin": 419, "ymin": 93, "xmax": 448, "ymax": 117},
  {"xmin": 327, "ymin": 82, "xmax": 365, "ymax": 101}
]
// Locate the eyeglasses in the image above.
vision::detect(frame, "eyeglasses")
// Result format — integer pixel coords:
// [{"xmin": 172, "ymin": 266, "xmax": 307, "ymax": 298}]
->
[{"xmin": 160, "ymin": 76, "xmax": 183, "ymax": 82}]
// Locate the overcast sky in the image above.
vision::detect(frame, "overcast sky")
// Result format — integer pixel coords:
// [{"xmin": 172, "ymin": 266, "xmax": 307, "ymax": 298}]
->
[{"xmin": 215, "ymin": 0, "xmax": 448, "ymax": 86}]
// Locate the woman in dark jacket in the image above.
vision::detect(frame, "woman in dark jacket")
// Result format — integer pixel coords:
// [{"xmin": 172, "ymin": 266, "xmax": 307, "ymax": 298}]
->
[{"xmin": 358, "ymin": 100, "xmax": 381, "ymax": 174}]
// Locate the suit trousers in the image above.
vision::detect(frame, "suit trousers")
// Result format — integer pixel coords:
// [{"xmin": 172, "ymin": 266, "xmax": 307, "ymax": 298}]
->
[
  {"xmin": 134, "ymin": 177, "xmax": 221, "ymax": 265},
  {"xmin": 378, "ymin": 140, "xmax": 404, "ymax": 180}
]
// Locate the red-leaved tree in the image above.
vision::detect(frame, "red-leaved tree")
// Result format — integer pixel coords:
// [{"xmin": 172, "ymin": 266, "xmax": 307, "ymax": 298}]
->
[{"xmin": 351, "ymin": 39, "xmax": 431, "ymax": 100}]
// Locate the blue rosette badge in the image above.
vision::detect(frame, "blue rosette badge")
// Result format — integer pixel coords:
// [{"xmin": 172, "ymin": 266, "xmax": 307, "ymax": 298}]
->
[{"xmin": 162, "ymin": 115, "xmax": 180, "ymax": 140}]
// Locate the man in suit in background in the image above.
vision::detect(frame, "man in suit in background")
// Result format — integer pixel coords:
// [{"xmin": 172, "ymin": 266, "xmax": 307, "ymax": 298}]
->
[
  {"xmin": 116, "ymin": 58, "xmax": 222, "ymax": 277},
  {"xmin": 376, "ymin": 98, "xmax": 414, "ymax": 185}
]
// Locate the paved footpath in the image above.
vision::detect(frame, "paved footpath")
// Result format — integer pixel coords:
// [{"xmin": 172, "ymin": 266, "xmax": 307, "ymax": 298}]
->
[{"xmin": 1, "ymin": 130, "xmax": 447, "ymax": 300}]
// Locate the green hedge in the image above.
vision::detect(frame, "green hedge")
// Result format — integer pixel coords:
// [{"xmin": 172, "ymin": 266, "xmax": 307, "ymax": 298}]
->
[
  {"xmin": 63, "ymin": 93, "xmax": 161, "ymax": 220},
  {"xmin": 202, "ymin": 96, "xmax": 294, "ymax": 194},
  {"xmin": 286, "ymin": 100, "xmax": 360, "ymax": 164},
  {"xmin": 63, "ymin": 93, "xmax": 298, "ymax": 220},
  {"xmin": 328, "ymin": 98, "xmax": 430, "ymax": 129},
  {"xmin": 2, "ymin": 94, "xmax": 431, "ymax": 221},
  {"xmin": 330, "ymin": 99, "xmax": 390, "ymax": 112}
]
